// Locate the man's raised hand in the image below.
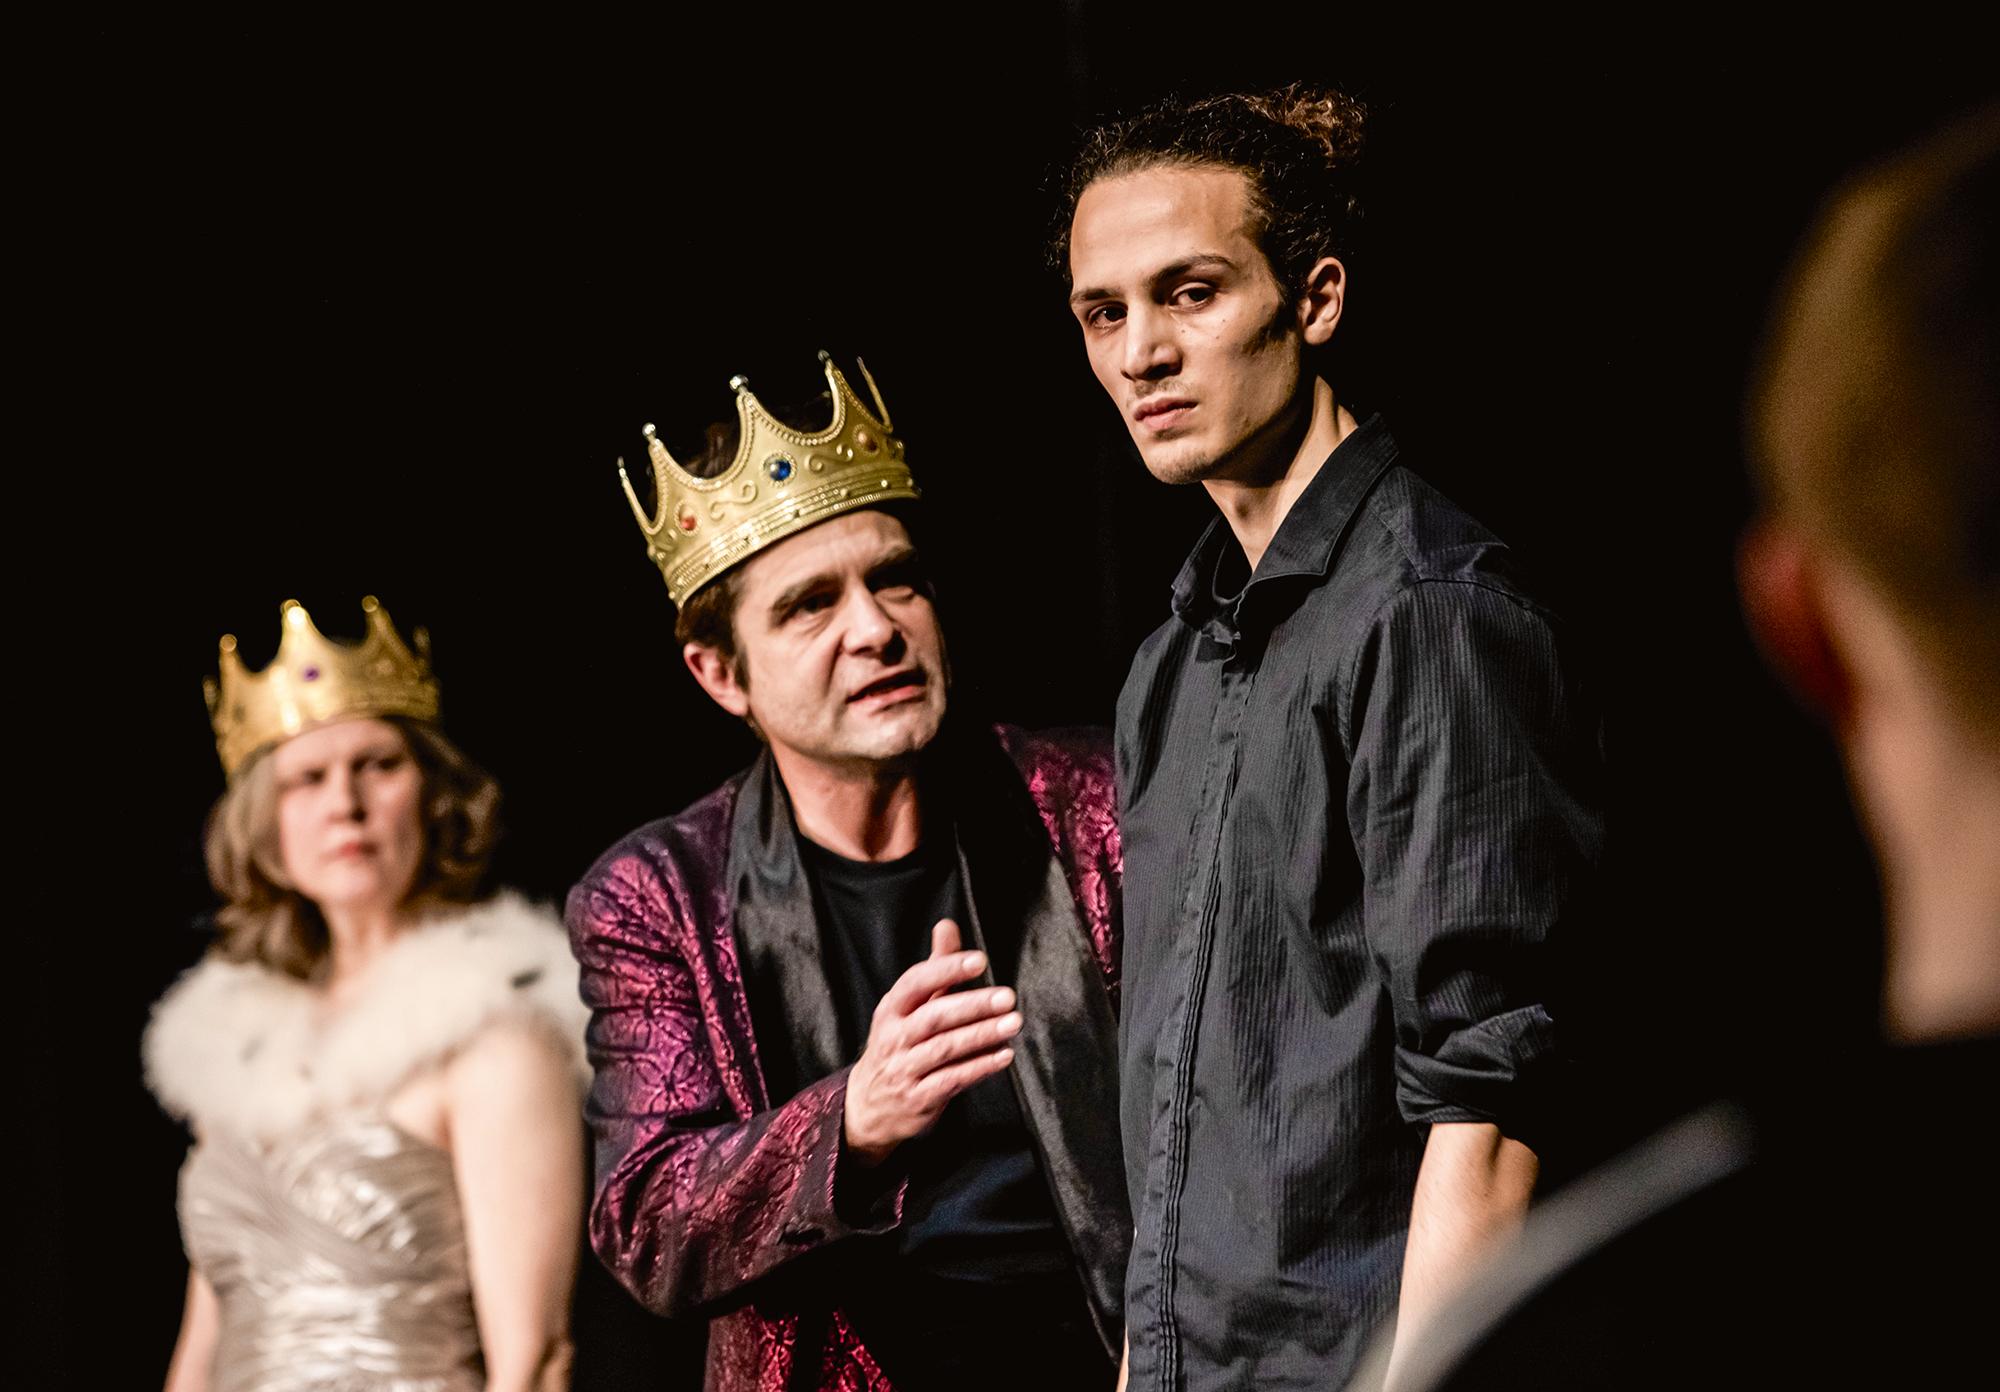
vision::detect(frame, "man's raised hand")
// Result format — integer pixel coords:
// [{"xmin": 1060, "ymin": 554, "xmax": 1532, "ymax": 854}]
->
[{"xmin": 842, "ymin": 919, "xmax": 1020, "ymax": 1166}]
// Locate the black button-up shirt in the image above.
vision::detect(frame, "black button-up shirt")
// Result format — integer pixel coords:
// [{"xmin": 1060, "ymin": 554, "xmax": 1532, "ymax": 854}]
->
[{"xmin": 1116, "ymin": 415, "xmax": 1604, "ymax": 1391}]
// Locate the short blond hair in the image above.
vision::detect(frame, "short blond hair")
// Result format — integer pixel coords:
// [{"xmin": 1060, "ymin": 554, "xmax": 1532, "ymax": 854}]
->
[
  {"xmin": 1752, "ymin": 106, "xmax": 2000, "ymax": 740},
  {"xmin": 203, "ymin": 718, "xmax": 502, "ymax": 979}
]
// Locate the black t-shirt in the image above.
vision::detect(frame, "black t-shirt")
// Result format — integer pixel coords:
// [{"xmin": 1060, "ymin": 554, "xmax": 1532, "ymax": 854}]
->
[{"xmin": 799, "ymin": 831, "xmax": 1104, "ymax": 1389}]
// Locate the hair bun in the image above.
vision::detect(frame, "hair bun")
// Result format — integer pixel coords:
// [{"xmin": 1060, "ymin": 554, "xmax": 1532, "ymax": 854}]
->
[{"xmin": 1248, "ymin": 84, "xmax": 1368, "ymax": 166}]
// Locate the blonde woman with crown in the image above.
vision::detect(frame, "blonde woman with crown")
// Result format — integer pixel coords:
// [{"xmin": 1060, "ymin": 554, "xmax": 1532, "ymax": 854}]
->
[{"xmin": 145, "ymin": 597, "xmax": 588, "ymax": 1392}]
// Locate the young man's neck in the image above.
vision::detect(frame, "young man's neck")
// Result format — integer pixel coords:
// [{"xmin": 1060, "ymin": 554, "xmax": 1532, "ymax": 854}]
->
[
  {"xmin": 1204, "ymin": 376, "xmax": 1359, "ymax": 573},
  {"xmin": 775, "ymin": 746, "xmax": 925, "ymax": 863}
]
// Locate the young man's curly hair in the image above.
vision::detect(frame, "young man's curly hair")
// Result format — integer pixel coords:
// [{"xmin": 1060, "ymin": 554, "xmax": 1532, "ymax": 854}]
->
[{"xmin": 1051, "ymin": 83, "xmax": 1370, "ymax": 301}]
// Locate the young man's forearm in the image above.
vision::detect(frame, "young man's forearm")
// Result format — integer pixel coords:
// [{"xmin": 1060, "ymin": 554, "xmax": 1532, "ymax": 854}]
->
[{"xmin": 1385, "ymin": 1121, "xmax": 1539, "ymax": 1384}]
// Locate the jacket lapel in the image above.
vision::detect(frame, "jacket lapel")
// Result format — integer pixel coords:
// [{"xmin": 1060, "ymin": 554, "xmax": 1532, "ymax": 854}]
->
[
  {"xmin": 727, "ymin": 750, "xmax": 847, "ymax": 1104},
  {"xmin": 952, "ymin": 729, "xmax": 1131, "ymax": 1356}
]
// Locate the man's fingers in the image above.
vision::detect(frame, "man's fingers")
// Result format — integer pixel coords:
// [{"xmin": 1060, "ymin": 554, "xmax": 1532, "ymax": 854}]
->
[
  {"xmin": 929, "ymin": 918, "xmax": 962, "ymax": 958},
  {"xmin": 879, "ymin": 947, "xmax": 986, "ymax": 1018},
  {"xmin": 905, "ymin": 986, "xmax": 1016, "ymax": 1044},
  {"xmin": 911, "ymin": 1012, "xmax": 1023, "ymax": 1077},
  {"xmin": 916, "ymin": 1045, "xmax": 1015, "ymax": 1106}
]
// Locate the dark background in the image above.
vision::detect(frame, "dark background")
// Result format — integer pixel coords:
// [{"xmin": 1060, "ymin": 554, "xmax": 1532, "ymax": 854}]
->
[{"xmin": 29, "ymin": 9, "xmax": 1995, "ymax": 1387}]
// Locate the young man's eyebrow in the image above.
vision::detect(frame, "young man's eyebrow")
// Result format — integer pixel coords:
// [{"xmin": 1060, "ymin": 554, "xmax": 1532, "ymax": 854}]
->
[
  {"xmin": 1068, "ymin": 254, "xmax": 1241, "ymax": 307},
  {"xmin": 1153, "ymin": 254, "xmax": 1238, "ymax": 283}
]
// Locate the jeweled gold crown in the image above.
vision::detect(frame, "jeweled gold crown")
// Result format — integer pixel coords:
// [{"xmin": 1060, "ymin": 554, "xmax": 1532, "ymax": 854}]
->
[
  {"xmin": 204, "ymin": 597, "xmax": 440, "ymax": 777},
  {"xmin": 619, "ymin": 351, "xmax": 921, "ymax": 605}
]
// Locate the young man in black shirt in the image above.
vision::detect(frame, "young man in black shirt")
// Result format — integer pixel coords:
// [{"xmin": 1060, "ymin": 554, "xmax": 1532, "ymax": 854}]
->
[{"xmin": 1056, "ymin": 89, "xmax": 1605, "ymax": 1388}]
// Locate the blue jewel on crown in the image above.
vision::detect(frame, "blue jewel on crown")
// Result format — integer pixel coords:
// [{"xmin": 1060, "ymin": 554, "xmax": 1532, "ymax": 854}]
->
[{"xmin": 766, "ymin": 454, "xmax": 795, "ymax": 483}]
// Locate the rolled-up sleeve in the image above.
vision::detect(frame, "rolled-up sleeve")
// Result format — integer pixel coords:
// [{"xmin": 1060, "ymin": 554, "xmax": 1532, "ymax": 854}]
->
[{"xmin": 1345, "ymin": 579, "xmax": 1602, "ymax": 1133}]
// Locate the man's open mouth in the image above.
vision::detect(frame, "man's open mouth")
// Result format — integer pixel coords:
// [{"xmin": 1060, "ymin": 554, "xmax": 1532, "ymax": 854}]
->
[{"xmin": 849, "ymin": 671, "xmax": 926, "ymax": 702}]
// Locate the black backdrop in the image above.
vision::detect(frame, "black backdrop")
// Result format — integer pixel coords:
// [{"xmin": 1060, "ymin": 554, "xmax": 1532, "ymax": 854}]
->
[{"xmin": 30, "ymin": 10, "xmax": 1996, "ymax": 1387}]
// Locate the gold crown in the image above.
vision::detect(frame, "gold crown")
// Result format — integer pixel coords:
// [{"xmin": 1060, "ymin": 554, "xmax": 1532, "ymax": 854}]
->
[
  {"xmin": 620, "ymin": 351, "xmax": 921, "ymax": 605},
  {"xmin": 204, "ymin": 596, "xmax": 440, "ymax": 777}
]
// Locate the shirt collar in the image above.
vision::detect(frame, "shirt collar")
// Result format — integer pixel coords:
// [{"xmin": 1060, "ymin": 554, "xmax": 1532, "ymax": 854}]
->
[{"xmin": 1169, "ymin": 412, "xmax": 1400, "ymax": 640}]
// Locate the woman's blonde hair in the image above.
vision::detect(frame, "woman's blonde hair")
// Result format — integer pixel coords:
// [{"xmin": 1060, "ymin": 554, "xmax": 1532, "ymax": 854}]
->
[{"xmin": 203, "ymin": 717, "xmax": 502, "ymax": 979}]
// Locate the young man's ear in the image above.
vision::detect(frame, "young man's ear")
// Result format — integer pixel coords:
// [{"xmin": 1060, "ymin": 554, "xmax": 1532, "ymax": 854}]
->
[
  {"xmin": 1738, "ymin": 522, "xmax": 1854, "ymax": 732},
  {"xmin": 684, "ymin": 643, "xmax": 751, "ymax": 719},
  {"xmin": 1298, "ymin": 256, "xmax": 1347, "ymax": 347}
]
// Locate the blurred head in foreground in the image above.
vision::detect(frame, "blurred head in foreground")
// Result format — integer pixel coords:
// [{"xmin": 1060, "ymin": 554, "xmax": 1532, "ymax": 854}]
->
[{"xmin": 1741, "ymin": 105, "xmax": 2000, "ymax": 1042}]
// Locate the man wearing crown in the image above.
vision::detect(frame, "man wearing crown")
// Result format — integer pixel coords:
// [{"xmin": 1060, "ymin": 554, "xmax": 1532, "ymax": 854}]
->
[{"xmin": 566, "ymin": 354, "xmax": 1129, "ymax": 1392}]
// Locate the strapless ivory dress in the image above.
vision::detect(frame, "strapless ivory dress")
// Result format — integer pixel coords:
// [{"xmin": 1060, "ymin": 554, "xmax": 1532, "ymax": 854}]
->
[{"xmin": 180, "ymin": 1116, "xmax": 482, "ymax": 1392}]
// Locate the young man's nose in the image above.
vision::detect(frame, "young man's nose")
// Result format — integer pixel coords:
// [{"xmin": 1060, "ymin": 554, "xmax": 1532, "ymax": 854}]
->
[{"xmin": 1120, "ymin": 304, "xmax": 1181, "ymax": 383}]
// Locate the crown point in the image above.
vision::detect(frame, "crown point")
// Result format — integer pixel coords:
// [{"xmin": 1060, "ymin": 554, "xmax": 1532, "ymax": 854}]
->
[
  {"xmin": 641, "ymin": 423, "xmax": 657, "ymax": 439},
  {"xmin": 817, "ymin": 349, "xmax": 832, "ymax": 364},
  {"xmin": 729, "ymin": 375, "xmax": 750, "ymax": 394},
  {"xmin": 854, "ymin": 356, "xmax": 894, "ymax": 430},
  {"xmin": 208, "ymin": 596, "xmax": 440, "ymax": 779}
]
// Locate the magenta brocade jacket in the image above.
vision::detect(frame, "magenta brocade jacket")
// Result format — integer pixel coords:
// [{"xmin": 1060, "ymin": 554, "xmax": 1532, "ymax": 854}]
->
[{"xmin": 566, "ymin": 723, "xmax": 1129, "ymax": 1392}]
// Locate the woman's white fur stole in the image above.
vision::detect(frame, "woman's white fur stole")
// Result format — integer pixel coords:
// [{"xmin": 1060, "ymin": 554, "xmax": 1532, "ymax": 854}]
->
[{"xmin": 143, "ymin": 891, "xmax": 589, "ymax": 1144}]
